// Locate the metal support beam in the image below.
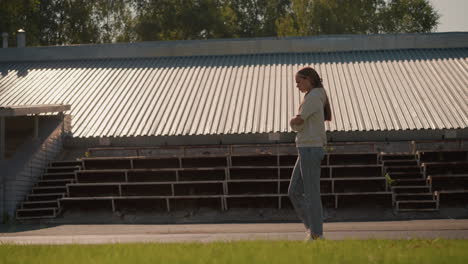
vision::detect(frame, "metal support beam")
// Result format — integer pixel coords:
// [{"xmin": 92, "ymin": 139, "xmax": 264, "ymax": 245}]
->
[{"xmin": 0, "ymin": 117, "xmax": 5, "ymax": 160}]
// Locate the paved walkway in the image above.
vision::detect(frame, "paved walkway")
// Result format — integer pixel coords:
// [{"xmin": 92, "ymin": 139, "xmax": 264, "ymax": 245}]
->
[{"xmin": 1, "ymin": 219, "xmax": 468, "ymax": 244}]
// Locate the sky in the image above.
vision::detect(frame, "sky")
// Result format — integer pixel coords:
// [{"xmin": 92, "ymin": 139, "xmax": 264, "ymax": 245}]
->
[{"xmin": 429, "ymin": 0, "xmax": 468, "ymax": 32}]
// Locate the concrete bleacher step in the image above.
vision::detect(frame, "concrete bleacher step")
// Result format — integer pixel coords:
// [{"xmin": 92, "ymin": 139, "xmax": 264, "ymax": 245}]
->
[
  {"xmin": 392, "ymin": 186, "xmax": 430, "ymax": 193},
  {"xmin": 27, "ymin": 192, "xmax": 65, "ymax": 201},
  {"xmin": 418, "ymin": 150, "xmax": 468, "ymax": 163},
  {"xmin": 394, "ymin": 178, "xmax": 427, "ymax": 186},
  {"xmin": 387, "ymin": 172, "xmax": 423, "ymax": 179},
  {"xmin": 395, "ymin": 200, "xmax": 438, "ymax": 211},
  {"xmin": 16, "ymin": 207, "xmax": 58, "ymax": 219},
  {"xmin": 394, "ymin": 193, "xmax": 434, "ymax": 201},
  {"xmin": 397, "ymin": 209, "xmax": 438, "ymax": 212},
  {"xmin": 42, "ymin": 172, "xmax": 76, "ymax": 181},
  {"xmin": 21, "ymin": 200, "xmax": 59, "ymax": 209},
  {"xmin": 421, "ymin": 161, "xmax": 468, "ymax": 174},
  {"xmin": 382, "ymin": 160, "xmax": 418, "ymax": 166},
  {"xmin": 380, "ymin": 153, "xmax": 416, "ymax": 161},
  {"xmin": 386, "ymin": 166, "xmax": 421, "ymax": 173},
  {"xmin": 435, "ymin": 190, "xmax": 468, "ymax": 206},
  {"xmin": 428, "ymin": 174, "xmax": 468, "ymax": 191},
  {"xmin": 328, "ymin": 153, "xmax": 379, "ymax": 165},
  {"xmin": 49, "ymin": 160, "xmax": 82, "ymax": 167},
  {"xmin": 36, "ymin": 179, "xmax": 74, "ymax": 187},
  {"xmin": 46, "ymin": 166, "xmax": 80, "ymax": 174},
  {"xmin": 32, "ymin": 186, "xmax": 67, "ymax": 194}
]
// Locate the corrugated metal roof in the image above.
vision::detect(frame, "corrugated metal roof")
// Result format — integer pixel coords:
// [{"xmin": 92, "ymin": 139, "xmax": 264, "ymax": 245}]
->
[{"xmin": 0, "ymin": 48, "xmax": 467, "ymax": 138}]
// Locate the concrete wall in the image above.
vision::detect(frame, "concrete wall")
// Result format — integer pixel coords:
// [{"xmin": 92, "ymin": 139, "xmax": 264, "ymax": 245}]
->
[
  {"xmin": 63, "ymin": 128, "xmax": 468, "ymax": 149},
  {"xmin": 1, "ymin": 32, "xmax": 467, "ymax": 62}
]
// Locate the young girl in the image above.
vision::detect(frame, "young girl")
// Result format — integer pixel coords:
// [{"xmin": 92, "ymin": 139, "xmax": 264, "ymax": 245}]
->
[{"xmin": 288, "ymin": 67, "xmax": 331, "ymax": 241}]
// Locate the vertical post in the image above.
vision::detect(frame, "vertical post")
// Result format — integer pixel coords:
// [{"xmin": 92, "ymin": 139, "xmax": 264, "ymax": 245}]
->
[
  {"xmin": 34, "ymin": 115, "xmax": 39, "ymax": 139},
  {"xmin": 0, "ymin": 116, "xmax": 5, "ymax": 222},
  {"xmin": 0, "ymin": 178, "xmax": 4, "ymax": 223},
  {"xmin": 58, "ymin": 111, "xmax": 65, "ymax": 138},
  {"xmin": 0, "ymin": 117, "xmax": 5, "ymax": 160}
]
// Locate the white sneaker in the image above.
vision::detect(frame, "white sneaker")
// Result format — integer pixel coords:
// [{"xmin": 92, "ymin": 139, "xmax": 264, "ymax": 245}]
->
[{"xmin": 305, "ymin": 232, "xmax": 324, "ymax": 242}]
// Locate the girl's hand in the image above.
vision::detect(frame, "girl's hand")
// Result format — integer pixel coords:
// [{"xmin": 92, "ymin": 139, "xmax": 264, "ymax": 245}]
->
[{"xmin": 290, "ymin": 115, "xmax": 304, "ymax": 126}]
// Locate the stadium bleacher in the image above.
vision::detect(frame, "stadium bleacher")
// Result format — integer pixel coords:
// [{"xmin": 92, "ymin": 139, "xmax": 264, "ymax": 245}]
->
[
  {"xmin": 419, "ymin": 150, "xmax": 468, "ymax": 206},
  {"xmin": 15, "ymin": 145, "xmax": 468, "ymax": 220}
]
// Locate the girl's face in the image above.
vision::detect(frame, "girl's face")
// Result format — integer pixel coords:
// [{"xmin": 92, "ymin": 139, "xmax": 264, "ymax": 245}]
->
[{"xmin": 295, "ymin": 74, "xmax": 313, "ymax": 93}]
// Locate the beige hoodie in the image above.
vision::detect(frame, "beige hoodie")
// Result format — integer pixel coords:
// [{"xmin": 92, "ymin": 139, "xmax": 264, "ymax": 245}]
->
[{"xmin": 291, "ymin": 88, "xmax": 327, "ymax": 147}]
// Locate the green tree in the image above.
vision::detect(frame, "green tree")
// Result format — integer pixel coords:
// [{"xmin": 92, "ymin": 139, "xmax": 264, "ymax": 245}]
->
[
  {"xmin": 94, "ymin": 0, "xmax": 135, "ymax": 43},
  {"xmin": 311, "ymin": 0, "xmax": 385, "ymax": 34},
  {"xmin": 0, "ymin": 0, "xmax": 441, "ymax": 46},
  {"xmin": 37, "ymin": 0, "xmax": 62, "ymax": 45},
  {"xmin": 276, "ymin": 0, "xmax": 438, "ymax": 37},
  {"xmin": 133, "ymin": 0, "xmax": 230, "ymax": 41},
  {"xmin": 0, "ymin": 0, "xmax": 41, "ymax": 46},
  {"xmin": 380, "ymin": 0, "xmax": 439, "ymax": 33},
  {"xmin": 0, "ymin": 0, "xmax": 130, "ymax": 45},
  {"xmin": 59, "ymin": 0, "xmax": 100, "ymax": 44},
  {"xmin": 276, "ymin": 0, "xmax": 313, "ymax": 36},
  {"xmin": 222, "ymin": 0, "xmax": 289, "ymax": 37}
]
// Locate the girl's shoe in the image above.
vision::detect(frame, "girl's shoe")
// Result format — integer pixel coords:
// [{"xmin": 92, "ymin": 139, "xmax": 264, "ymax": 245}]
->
[{"xmin": 305, "ymin": 233, "xmax": 324, "ymax": 242}]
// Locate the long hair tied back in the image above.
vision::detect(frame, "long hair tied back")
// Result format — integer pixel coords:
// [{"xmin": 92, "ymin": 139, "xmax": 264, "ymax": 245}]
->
[
  {"xmin": 297, "ymin": 67, "xmax": 323, "ymax": 88},
  {"xmin": 297, "ymin": 67, "xmax": 332, "ymax": 121}
]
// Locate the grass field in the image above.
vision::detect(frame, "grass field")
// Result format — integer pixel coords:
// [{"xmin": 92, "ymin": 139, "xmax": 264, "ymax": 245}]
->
[{"xmin": 1, "ymin": 239, "xmax": 467, "ymax": 264}]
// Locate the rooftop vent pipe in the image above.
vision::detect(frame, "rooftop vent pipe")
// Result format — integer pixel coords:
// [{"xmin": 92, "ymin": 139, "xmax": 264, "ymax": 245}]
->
[
  {"xmin": 17, "ymin": 29, "xmax": 25, "ymax": 48},
  {"xmin": 2, "ymin": 33, "xmax": 7, "ymax": 48}
]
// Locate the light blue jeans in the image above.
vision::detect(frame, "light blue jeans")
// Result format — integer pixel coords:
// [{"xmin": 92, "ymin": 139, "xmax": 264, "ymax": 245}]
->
[{"xmin": 288, "ymin": 147, "xmax": 325, "ymax": 236}]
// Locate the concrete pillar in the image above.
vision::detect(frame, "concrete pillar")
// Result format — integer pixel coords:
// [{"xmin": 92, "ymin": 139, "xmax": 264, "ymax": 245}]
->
[
  {"xmin": 17, "ymin": 29, "xmax": 25, "ymax": 48},
  {"xmin": 2, "ymin": 32, "xmax": 8, "ymax": 48}
]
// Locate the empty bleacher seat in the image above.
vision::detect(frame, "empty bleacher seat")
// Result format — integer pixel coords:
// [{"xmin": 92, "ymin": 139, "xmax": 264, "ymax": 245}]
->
[
  {"xmin": 58, "ymin": 147, "xmax": 394, "ymax": 213},
  {"xmin": 328, "ymin": 153, "xmax": 379, "ymax": 165},
  {"xmin": 418, "ymin": 150, "xmax": 468, "ymax": 163},
  {"xmin": 133, "ymin": 158, "xmax": 180, "ymax": 169},
  {"xmin": 428, "ymin": 174, "xmax": 468, "ymax": 191},
  {"xmin": 422, "ymin": 161, "xmax": 468, "ymax": 176},
  {"xmin": 83, "ymin": 158, "xmax": 132, "ymax": 169},
  {"xmin": 127, "ymin": 170, "xmax": 177, "ymax": 182}
]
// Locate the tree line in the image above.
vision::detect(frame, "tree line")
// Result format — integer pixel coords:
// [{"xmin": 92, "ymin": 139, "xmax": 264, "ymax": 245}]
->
[{"xmin": 0, "ymin": 0, "xmax": 439, "ymax": 46}]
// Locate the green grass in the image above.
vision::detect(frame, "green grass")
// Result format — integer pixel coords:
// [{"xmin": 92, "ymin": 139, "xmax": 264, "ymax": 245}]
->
[{"xmin": 1, "ymin": 239, "xmax": 467, "ymax": 264}]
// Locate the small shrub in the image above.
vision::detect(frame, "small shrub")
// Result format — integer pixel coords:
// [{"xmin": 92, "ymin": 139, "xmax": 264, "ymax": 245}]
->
[{"xmin": 385, "ymin": 173, "xmax": 396, "ymax": 186}]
